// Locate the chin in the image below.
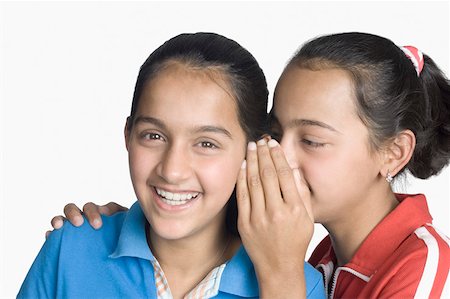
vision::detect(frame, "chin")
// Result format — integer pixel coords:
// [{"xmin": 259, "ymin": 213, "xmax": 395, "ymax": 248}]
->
[{"xmin": 149, "ymin": 219, "xmax": 194, "ymax": 241}]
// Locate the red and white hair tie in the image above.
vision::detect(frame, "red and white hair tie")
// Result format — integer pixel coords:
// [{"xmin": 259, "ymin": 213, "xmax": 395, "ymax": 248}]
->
[{"xmin": 400, "ymin": 46, "xmax": 424, "ymax": 76}]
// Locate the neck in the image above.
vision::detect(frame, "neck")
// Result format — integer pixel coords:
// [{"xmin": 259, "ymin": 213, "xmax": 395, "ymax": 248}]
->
[
  {"xmin": 145, "ymin": 221, "xmax": 240, "ymax": 299},
  {"xmin": 324, "ymin": 186, "xmax": 398, "ymax": 266},
  {"xmin": 147, "ymin": 224, "xmax": 232, "ymax": 273}
]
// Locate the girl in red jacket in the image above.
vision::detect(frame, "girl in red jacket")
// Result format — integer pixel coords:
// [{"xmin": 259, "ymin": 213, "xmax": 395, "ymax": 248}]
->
[{"xmin": 238, "ymin": 32, "xmax": 450, "ymax": 298}]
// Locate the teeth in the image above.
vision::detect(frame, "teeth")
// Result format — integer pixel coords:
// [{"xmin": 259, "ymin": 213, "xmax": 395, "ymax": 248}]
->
[{"xmin": 155, "ymin": 188, "xmax": 199, "ymax": 205}]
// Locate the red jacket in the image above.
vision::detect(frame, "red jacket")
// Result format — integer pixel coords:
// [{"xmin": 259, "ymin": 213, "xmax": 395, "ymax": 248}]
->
[{"xmin": 309, "ymin": 194, "xmax": 449, "ymax": 298}]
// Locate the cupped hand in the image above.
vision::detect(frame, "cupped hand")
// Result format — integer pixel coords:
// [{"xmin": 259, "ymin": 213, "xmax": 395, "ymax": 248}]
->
[
  {"xmin": 236, "ymin": 138, "xmax": 314, "ymax": 298},
  {"xmin": 46, "ymin": 202, "xmax": 128, "ymax": 238}
]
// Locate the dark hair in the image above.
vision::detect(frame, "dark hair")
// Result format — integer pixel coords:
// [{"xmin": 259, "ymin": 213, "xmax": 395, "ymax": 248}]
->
[
  {"xmin": 130, "ymin": 32, "xmax": 269, "ymax": 235},
  {"xmin": 129, "ymin": 32, "xmax": 268, "ymax": 141},
  {"xmin": 286, "ymin": 32, "xmax": 450, "ymax": 179}
]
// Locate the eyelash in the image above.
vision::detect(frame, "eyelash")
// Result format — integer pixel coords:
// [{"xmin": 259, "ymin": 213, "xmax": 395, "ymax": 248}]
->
[
  {"xmin": 140, "ymin": 132, "xmax": 219, "ymax": 150},
  {"xmin": 142, "ymin": 132, "xmax": 164, "ymax": 141},
  {"xmin": 199, "ymin": 141, "xmax": 218, "ymax": 149},
  {"xmin": 302, "ymin": 139, "xmax": 325, "ymax": 148},
  {"xmin": 270, "ymin": 128, "xmax": 326, "ymax": 149}
]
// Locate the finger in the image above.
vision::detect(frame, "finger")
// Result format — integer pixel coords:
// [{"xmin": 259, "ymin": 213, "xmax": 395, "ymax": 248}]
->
[
  {"xmin": 50, "ymin": 215, "xmax": 66, "ymax": 230},
  {"xmin": 236, "ymin": 160, "xmax": 251, "ymax": 225},
  {"xmin": 293, "ymin": 168, "xmax": 314, "ymax": 222},
  {"xmin": 246, "ymin": 141, "xmax": 266, "ymax": 216},
  {"xmin": 256, "ymin": 138, "xmax": 282, "ymax": 212},
  {"xmin": 83, "ymin": 202, "xmax": 103, "ymax": 230},
  {"xmin": 63, "ymin": 203, "xmax": 84, "ymax": 227},
  {"xmin": 98, "ymin": 202, "xmax": 128, "ymax": 216},
  {"xmin": 268, "ymin": 139, "xmax": 299, "ymax": 205}
]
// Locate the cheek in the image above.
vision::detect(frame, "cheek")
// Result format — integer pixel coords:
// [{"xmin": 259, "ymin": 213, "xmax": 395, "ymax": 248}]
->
[
  {"xmin": 302, "ymin": 154, "xmax": 346, "ymax": 192},
  {"xmin": 128, "ymin": 146, "xmax": 158, "ymax": 183},
  {"xmin": 305, "ymin": 146, "xmax": 377, "ymax": 195},
  {"xmin": 197, "ymin": 153, "xmax": 244, "ymax": 196}
]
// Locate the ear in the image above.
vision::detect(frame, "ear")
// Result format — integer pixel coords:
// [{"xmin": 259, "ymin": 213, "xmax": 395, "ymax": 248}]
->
[
  {"xmin": 124, "ymin": 117, "xmax": 131, "ymax": 151},
  {"xmin": 380, "ymin": 129, "xmax": 416, "ymax": 179}
]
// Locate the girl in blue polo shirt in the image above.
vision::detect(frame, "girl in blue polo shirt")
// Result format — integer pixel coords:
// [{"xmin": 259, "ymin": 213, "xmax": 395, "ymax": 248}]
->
[{"xmin": 18, "ymin": 32, "xmax": 325, "ymax": 299}]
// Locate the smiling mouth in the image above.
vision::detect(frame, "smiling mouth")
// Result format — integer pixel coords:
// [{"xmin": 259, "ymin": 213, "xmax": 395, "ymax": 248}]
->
[{"xmin": 154, "ymin": 187, "xmax": 200, "ymax": 206}]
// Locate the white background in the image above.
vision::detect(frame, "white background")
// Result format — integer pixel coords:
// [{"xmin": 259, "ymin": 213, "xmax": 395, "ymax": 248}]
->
[{"xmin": 1, "ymin": 1, "xmax": 449, "ymax": 297}]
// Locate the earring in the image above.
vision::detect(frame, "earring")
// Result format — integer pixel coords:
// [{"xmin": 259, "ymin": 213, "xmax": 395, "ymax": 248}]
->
[{"xmin": 386, "ymin": 171, "xmax": 393, "ymax": 183}]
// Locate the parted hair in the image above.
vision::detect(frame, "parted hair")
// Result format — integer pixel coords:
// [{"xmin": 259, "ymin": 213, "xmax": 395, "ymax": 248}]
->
[{"xmin": 288, "ymin": 32, "xmax": 450, "ymax": 179}]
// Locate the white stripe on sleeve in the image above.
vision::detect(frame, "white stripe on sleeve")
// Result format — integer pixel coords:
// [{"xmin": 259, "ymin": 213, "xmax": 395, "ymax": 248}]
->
[
  {"xmin": 441, "ymin": 271, "xmax": 450, "ymax": 299},
  {"xmin": 414, "ymin": 226, "xmax": 440, "ymax": 299}
]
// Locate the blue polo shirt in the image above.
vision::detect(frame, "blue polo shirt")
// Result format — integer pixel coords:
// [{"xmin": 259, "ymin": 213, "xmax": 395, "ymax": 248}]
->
[{"xmin": 18, "ymin": 201, "xmax": 325, "ymax": 298}]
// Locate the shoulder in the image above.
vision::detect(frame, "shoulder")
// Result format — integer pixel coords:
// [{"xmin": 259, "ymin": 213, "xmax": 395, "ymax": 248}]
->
[
  {"xmin": 409, "ymin": 224, "xmax": 449, "ymax": 296},
  {"xmin": 369, "ymin": 224, "xmax": 449, "ymax": 298},
  {"xmin": 18, "ymin": 211, "xmax": 129, "ymax": 298},
  {"xmin": 397, "ymin": 223, "xmax": 450, "ymax": 264},
  {"xmin": 48, "ymin": 211, "xmax": 127, "ymax": 249},
  {"xmin": 32, "ymin": 211, "xmax": 130, "ymax": 272},
  {"xmin": 219, "ymin": 246, "xmax": 326, "ymax": 298},
  {"xmin": 304, "ymin": 261, "xmax": 326, "ymax": 298}
]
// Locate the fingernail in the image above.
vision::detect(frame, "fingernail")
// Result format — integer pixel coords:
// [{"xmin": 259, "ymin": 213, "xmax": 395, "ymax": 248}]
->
[
  {"xmin": 92, "ymin": 218, "xmax": 101, "ymax": 229},
  {"xmin": 241, "ymin": 160, "xmax": 247, "ymax": 169},
  {"xmin": 248, "ymin": 141, "xmax": 257, "ymax": 150},
  {"xmin": 257, "ymin": 138, "xmax": 266, "ymax": 146},
  {"xmin": 268, "ymin": 139, "xmax": 279, "ymax": 148},
  {"xmin": 74, "ymin": 215, "xmax": 83, "ymax": 226},
  {"xmin": 54, "ymin": 219, "xmax": 63, "ymax": 229}
]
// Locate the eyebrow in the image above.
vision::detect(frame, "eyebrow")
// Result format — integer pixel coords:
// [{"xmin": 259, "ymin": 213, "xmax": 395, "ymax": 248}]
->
[
  {"xmin": 134, "ymin": 116, "xmax": 233, "ymax": 139},
  {"xmin": 134, "ymin": 116, "xmax": 167, "ymax": 130},
  {"xmin": 288, "ymin": 119, "xmax": 340, "ymax": 133},
  {"xmin": 193, "ymin": 126, "xmax": 233, "ymax": 139},
  {"xmin": 271, "ymin": 115, "xmax": 340, "ymax": 134}
]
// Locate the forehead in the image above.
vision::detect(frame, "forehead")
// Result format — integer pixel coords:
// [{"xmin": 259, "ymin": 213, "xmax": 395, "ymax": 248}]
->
[
  {"xmin": 135, "ymin": 63, "xmax": 244, "ymax": 134},
  {"xmin": 271, "ymin": 66, "xmax": 374, "ymax": 142},
  {"xmin": 273, "ymin": 66, "xmax": 358, "ymax": 123},
  {"xmin": 142, "ymin": 62, "xmax": 236, "ymax": 107}
]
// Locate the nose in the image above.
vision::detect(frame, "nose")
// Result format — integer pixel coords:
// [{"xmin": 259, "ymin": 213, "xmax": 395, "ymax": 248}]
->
[
  {"xmin": 280, "ymin": 137, "xmax": 300, "ymax": 170},
  {"xmin": 157, "ymin": 144, "xmax": 192, "ymax": 184}
]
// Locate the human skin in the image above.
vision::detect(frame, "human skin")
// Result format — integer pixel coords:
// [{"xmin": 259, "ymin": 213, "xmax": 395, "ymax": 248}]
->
[
  {"xmin": 51, "ymin": 61, "xmax": 403, "ymax": 298},
  {"xmin": 51, "ymin": 65, "xmax": 412, "ymax": 296},
  {"xmin": 126, "ymin": 63, "xmax": 246, "ymax": 243},
  {"xmin": 114, "ymin": 62, "xmax": 248, "ymax": 297},
  {"xmin": 254, "ymin": 66, "xmax": 410, "ymax": 266}
]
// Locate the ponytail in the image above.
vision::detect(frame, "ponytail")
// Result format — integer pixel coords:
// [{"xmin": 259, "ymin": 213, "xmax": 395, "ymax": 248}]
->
[{"xmin": 408, "ymin": 54, "xmax": 450, "ymax": 178}]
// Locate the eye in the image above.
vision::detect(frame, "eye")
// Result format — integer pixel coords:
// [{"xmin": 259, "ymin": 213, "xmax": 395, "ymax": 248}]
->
[
  {"xmin": 302, "ymin": 139, "xmax": 325, "ymax": 148},
  {"xmin": 141, "ymin": 132, "xmax": 164, "ymax": 141},
  {"xmin": 199, "ymin": 141, "xmax": 218, "ymax": 149}
]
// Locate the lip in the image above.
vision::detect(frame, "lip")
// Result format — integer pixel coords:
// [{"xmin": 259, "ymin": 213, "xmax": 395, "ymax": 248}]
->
[{"xmin": 151, "ymin": 186, "xmax": 200, "ymax": 212}]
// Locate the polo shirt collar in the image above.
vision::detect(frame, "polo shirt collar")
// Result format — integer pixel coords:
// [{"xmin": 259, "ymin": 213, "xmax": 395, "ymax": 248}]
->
[
  {"xmin": 109, "ymin": 201, "xmax": 154, "ymax": 261},
  {"xmin": 219, "ymin": 246, "xmax": 259, "ymax": 297},
  {"xmin": 320, "ymin": 194, "xmax": 432, "ymax": 276},
  {"xmin": 109, "ymin": 201, "xmax": 260, "ymax": 297}
]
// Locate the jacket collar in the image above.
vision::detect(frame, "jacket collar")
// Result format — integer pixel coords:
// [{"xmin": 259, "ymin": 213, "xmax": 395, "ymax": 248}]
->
[{"xmin": 316, "ymin": 194, "xmax": 432, "ymax": 276}]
